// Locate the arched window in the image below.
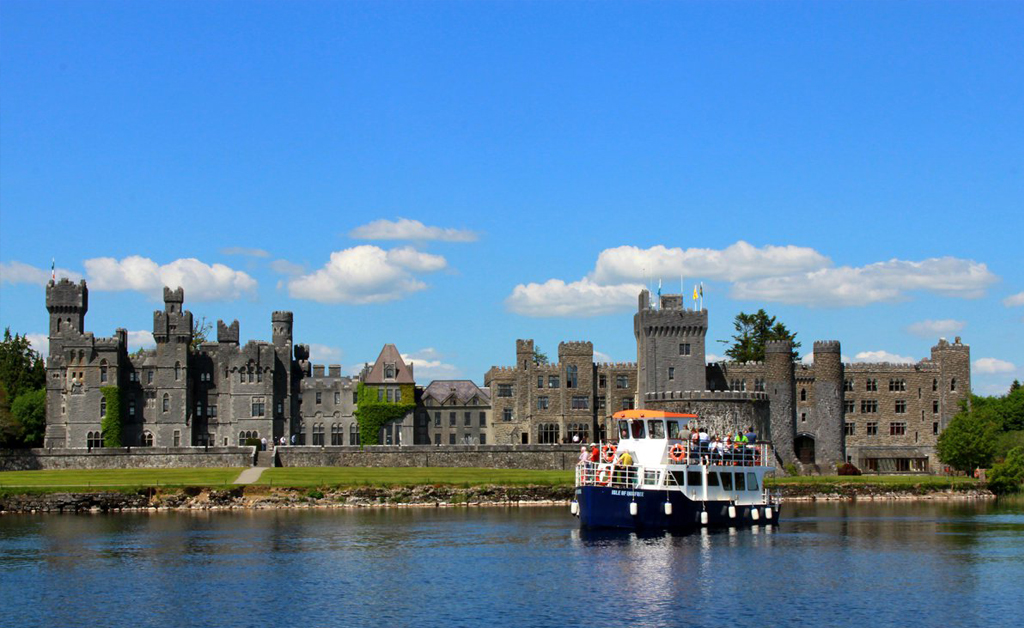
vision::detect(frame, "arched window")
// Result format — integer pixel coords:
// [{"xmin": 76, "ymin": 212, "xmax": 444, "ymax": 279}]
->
[
  {"xmin": 567, "ymin": 422, "xmax": 590, "ymax": 443},
  {"xmin": 350, "ymin": 423, "xmax": 360, "ymax": 446},
  {"xmin": 87, "ymin": 431, "xmax": 104, "ymax": 448},
  {"xmin": 162, "ymin": 393, "xmax": 170, "ymax": 412},
  {"xmin": 240, "ymin": 370, "xmax": 245, "ymax": 383},
  {"xmin": 385, "ymin": 365, "xmax": 395, "ymax": 379},
  {"xmin": 313, "ymin": 423, "xmax": 325, "ymax": 446},
  {"xmin": 140, "ymin": 431, "xmax": 153, "ymax": 447},
  {"xmin": 239, "ymin": 431, "xmax": 245, "ymax": 446},
  {"xmin": 100, "ymin": 360, "xmax": 108, "ymax": 383},
  {"xmin": 538, "ymin": 423, "xmax": 560, "ymax": 444},
  {"xmin": 100, "ymin": 397, "xmax": 107, "ymax": 417},
  {"xmin": 174, "ymin": 362, "xmax": 181, "ymax": 380},
  {"xmin": 248, "ymin": 367, "xmax": 254, "ymax": 383},
  {"xmin": 566, "ymin": 365, "xmax": 578, "ymax": 388},
  {"xmin": 257, "ymin": 369, "xmax": 262, "ymax": 383},
  {"xmin": 331, "ymin": 423, "xmax": 342, "ymax": 446}
]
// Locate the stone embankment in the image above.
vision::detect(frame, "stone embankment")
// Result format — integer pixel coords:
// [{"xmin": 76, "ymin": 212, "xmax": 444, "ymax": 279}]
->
[
  {"xmin": 0, "ymin": 485, "xmax": 577, "ymax": 514},
  {"xmin": 775, "ymin": 483, "xmax": 994, "ymax": 501}
]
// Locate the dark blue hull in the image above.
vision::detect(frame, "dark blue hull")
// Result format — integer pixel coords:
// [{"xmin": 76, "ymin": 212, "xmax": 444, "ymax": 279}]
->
[{"xmin": 575, "ymin": 486, "xmax": 779, "ymax": 531}]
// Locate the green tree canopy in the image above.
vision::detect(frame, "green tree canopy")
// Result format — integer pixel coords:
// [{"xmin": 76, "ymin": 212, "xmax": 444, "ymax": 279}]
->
[
  {"xmin": 532, "ymin": 346, "xmax": 549, "ymax": 365},
  {"xmin": 719, "ymin": 309, "xmax": 801, "ymax": 363},
  {"xmin": 937, "ymin": 409, "xmax": 998, "ymax": 473},
  {"xmin": 191, "ymin": 316, "xmax": 212, "ymax": 352},
  {"xmin": 10, "ymin": 388, "xmax": 47, "ymax": 448},
  {"xmin": 987, "ymin": 446, "xmax": 1024, "ymax": 495},
  {"xmin": 0, "ymin": 328, "xmax": 47, "ymax": 447}
]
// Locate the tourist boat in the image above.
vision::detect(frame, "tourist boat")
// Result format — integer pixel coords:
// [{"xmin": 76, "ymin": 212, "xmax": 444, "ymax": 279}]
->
[{"xmin": 571, "ymin": 410, "xmax": 780, "ymax": 530}]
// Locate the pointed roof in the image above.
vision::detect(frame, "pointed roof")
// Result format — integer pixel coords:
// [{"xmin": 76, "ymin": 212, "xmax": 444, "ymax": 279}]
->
[
  {"xmin": 364, "ymin": 344, "xmax": 415, "ymax": 384},
  {"xmin": 422, "ymin": 380, "xmax": 491, "ymax": 405}
]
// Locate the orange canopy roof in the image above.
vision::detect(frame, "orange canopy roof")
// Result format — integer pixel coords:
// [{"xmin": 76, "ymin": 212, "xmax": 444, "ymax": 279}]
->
[{"xmin": 612, "ymin": 410, "xmax": 698, "ymax": 419}]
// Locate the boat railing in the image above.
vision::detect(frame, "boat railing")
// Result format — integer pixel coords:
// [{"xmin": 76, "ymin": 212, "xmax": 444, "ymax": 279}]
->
[
  {"xmin": 674, "ymin": 441, "xmax": 773, "ymax": 468},
  {"xmin": 575, "ymin": 462, "xmax": 642, "ymax": 489}
]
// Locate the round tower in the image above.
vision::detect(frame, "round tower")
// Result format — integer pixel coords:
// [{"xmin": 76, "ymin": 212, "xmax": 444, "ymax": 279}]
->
[
  {"xmin": 765, "ymin": 339, "xmax": 795, "ymax": 465},
  {"xmin": 812, "ymin": 340, "xmax": 845, "ymax": 469},
  {"xmin": 272, "ymin": 311, "xmax": 293, "ymax": 347},
  {"xmin": 46, "ymin": 278, "xmax": 88, "ymax": 340}
]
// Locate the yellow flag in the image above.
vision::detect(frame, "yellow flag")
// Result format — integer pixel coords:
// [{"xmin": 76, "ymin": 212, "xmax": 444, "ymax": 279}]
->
[{"xmin": 693, "ymin": 285, "xmax": 698, "ymax": 301}]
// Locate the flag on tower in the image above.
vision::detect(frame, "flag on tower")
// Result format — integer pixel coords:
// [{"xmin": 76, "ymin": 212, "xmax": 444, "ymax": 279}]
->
[
  {"xmin": 51, "ymin": 258, "xmax": 55, "ymax": 280},
  {"xmin": 693, "ymin": 284, "xmax": 698, "ymax": 302}
]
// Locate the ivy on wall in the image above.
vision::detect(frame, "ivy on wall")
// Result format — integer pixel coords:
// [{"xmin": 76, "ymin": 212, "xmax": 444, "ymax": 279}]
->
[
  {"xmin": 100, "ymin": 386, "xmax": 123, "ymax": 448},
  {"xmin": 354, "ymin": 382, "xmax": 415, "ymax": 446}
]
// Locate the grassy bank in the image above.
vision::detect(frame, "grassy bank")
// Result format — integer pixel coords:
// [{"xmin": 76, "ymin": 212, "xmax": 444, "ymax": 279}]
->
[
  {"xmin": 766, "ymin": 475, "xmax": 980, "ymax": 488},
  {"xmin": 258, "ymin": 467, "xmax": 575, "ymax": 488},
  {"xmin": 0, "ymin": 468, "xmax": 244, "ymax": 493}
]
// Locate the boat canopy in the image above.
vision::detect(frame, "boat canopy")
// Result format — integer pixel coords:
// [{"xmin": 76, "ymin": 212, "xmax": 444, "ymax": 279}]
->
[{"xmin": 612, "ymin": 410, "xmax": 698, "ymax": 420}]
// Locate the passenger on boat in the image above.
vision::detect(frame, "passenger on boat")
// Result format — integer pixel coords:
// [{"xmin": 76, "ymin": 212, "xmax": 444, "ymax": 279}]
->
[
  {"xmin": 614, "ymin": 449, "xmax": 634, "ymax": 486},
  {"xmin": 578, "ymin": 446, "xmax": 589, "ymax": 465},
  {"xmin": 746, "ymin": 427, "xmax": 757, "ymax": 443},
  {"xmin": 589, "ymin": 443, "xmax": 600, "ymax": 463},
  {"xmin": 699, "ymin": 427, "xmax": 710, "ymax": 454}
]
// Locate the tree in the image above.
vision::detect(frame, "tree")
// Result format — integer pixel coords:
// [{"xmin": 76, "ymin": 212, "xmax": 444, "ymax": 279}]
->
[
  {"xmin": 532, "ymin": 346, "xmax": 549, "ymax": 365},
  {"xmin": 0, "ymin": 328, "xmax": 46, "ymax": 447},
  {"xmin": 987, "ymin": 446, "xmax": 1024, "ymax": 495},
  {"xmin": 719, "ymin": 310, "xmax": 801, "ymax": 363},
  {"xmin": 191, "ymin": 316, "xmax": 212, "ymax": 352},
  {"xmin": 1011, "ymin": 379, "xmax": 1021, "ymax": 393},
  {"xmin": 937, "ymin": 410, "xmax": 998, "ymax": 473},
  {"xmin": 10, "ymin": 388, "xmax": 46, "ymax": 448}
]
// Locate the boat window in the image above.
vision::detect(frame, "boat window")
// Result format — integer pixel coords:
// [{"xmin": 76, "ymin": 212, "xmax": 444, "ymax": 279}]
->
[
  {"xmin": 617, "ymin": 420, "xmax": 629, "ymax": 440},
  {"xmin": 735, "ymin": 473, "xmax": 746, "ymax": 491},
  {"xmin": 747, "ymin": 473, "xmax": 758, "ymax": 491},
  {"xmin": 631, "ymin": 420, "xmax": 646, "ymax": 439},
  {"xmin": 644, "ymin": 470, "xmax": 660, "ymax": 485},
  {"xmin": 667, "ymin": 420, "xmax": 681, "ymax": 439},
  {"xmin": 720, "ymin": 472, "xmax": 733, "ymax": 490},
  {"xmin": 707, "ymin": 472, "xmax": 720, "ymax": 487},
  {"xmin": 669, "ymin": 471, "xmax": 686, "ymax": 486},
  {"xmin": 648, "ymin": 420, "xmax": 665, "ymax": 439},
  {"xmin": 687, "ymin": 471, "xmax": 701, "ymax": 486}
]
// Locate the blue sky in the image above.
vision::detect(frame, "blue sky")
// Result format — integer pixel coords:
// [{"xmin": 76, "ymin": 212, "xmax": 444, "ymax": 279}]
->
[{"xmin": 1, "ymin": 1, "xmax": 1021, "ymax": 394}]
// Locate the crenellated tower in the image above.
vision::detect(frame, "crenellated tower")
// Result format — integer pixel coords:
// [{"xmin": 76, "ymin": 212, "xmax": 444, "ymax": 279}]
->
[
  {"xmin": 634, "ymin": 289, "xmax": 707, "ymax": 404},
  {"xmin": 46, "ymin": 278, "xmax": 88, "ymax": 352},
  {"xmin": 272, "ymin": 311, "xmax": 295, "ymax": 439},
  {"xmin": 812, "ymin": 340, "xmax": 845, "ymax": 468}
]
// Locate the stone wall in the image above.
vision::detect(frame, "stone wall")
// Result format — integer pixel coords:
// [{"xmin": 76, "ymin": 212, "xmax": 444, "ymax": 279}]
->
[
  {"xmin": 0, "ymin": 447, "xmax": 254, "ymax": 472},
  {"xmin": 277, "ymin": 444, "xmax": 583, "ymax": 471}
]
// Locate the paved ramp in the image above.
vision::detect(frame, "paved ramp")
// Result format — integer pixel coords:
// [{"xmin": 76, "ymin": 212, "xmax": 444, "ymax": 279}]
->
[{"xmin": 233, "ymin": 467, "xmax": 267, "ymax": 485}]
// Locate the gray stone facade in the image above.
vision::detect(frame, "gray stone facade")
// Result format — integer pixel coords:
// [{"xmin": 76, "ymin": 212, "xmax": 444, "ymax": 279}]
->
[{"xmin": 420, "ymin": 380, "xmax": 491, "ymax": 445}]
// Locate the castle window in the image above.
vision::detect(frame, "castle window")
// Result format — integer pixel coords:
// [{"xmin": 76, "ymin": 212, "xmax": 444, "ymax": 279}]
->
[
  {"xmin": 800, "ymin": 412, "xmax": 806, "ymax": 422},
  {"xmin": 251, "ymin": 397, "xmax": 265, "ymax": 417},
  {"xmin": 87, "ymin": 431, "xmax": 103, "ymax": 448},
  {"xmin": 350, "ymin": 423, "xmax": 360, "ymax": 446},
  {"xmin": 622, "ymin": 398, "xmax": 635, "ymax": 410},
  {"xmin": 497, "ymin": 384, "xmax": 514, "ymax": 398},
  {"xmin": 537, "ymin": 396, "xmax": 549, "ymax": 410},
  {"xmin": 141, "ymin": 431, "xmax": 153, "ymax": 447},
  {"xmin": 173, "ymin": 430, "xmax": 180, "ymax": 447},
  {"xmin": 845, "ymin": 422, "xmax": 855, "ymax": 436},
  {"xmin": 316, "ymin": 392, "xmax": 322, "ymax": 405},
  {"xmin": 668, "ymin": 367, "xmax": 675, "ymax": 381},
  {"xmin": 434, "ymin": 412, "xmax": 441, "ymax": 427},
  {"xmin": 933, "ymin": 422, "xmax": 939, "ymax": 435},
  {"xmin": 548, "ymin": 376, "xmax": 560, "ymax": 389},
  {"xmin": 100, "ymin": 360, "xmax": 108, "ymax": 383},
  {"xmin": 256, "ymin": 369, "xmax": 262, "ymax": 383},
  {"xmin": 162, "ymin": 393, "xmax": 170, "ymax": 413},
  {"xmin": 277, "ymin": 402, "xmax": 283, "ymax": 416},
  {"xmin": 599, "ymin": 374, "xmax": 607, "ymax": 388},
  {"xmin": 843, "ymin": 379, "xmax": 853, "ymax": 392},
  {"xmin": 335, "ymin": 392, "xmax": 341, "ymax": 405},
  {"xmin": 331, "ymin": 423, "xmax": 342, "ymax": 445},
  {"xmin": 597, "ymin": 396, "xmax": 606, "ymax": 410},
  {"xmin": 800, "ymin": 388, "xmax": 807, "ymax": 401},
  {"xmin": 932, "ymin": 378, "xmax": 938, "ymax": 392},
  {"xmin": 616, "ymin": 375, "xmax": 629, "ymax": 389},
  {"xmin": 100, "ymin": 397, "xmax": 107, "ymax": 417},
  {"xmin": 537, "ymin": 376, "xmax": 544, "ymax": 388},
  {"xmin": 394, "ymin": 387, "xmax": 401, "ymax": 402},
  {"xmin": 571, "ymin": 396, "xmax": 589, "ymax": 410},
  {"xmin": 888, "ymin": 379, "xmax": 906, "ymax": 392},
  {"xmin": 503, "ymin": 408, "xmax": 513, "ymax": 421},
  {"xmin": 174, "ymin": 362, "xmax": 181, "ymax": 380},
  {"xmin": 538, "ymin": 423, "xmax": 560, "ymax": 444},
  {"xmin": 378, "ymin": 388, "xmax": 384, "ymax": 401},
  {"xmin": 148, "ymin": 370, "xmax": 154, "ymax": 384},
  {"xmin": 950, "ymin": 378, "xmax": 957, "ymax": 392},
  {"xmin": 865, "ymin": 379, "xmax": 878, "ymax": 392},
  {"xmin": 449, "ymin": 433, "xmax": 456, "ymax": 445},
  {"xmin": 895, "ymin": 400, "xmax": 907, "ymax": 414},
  {"xmin": 196, "ymin": 402, "xmax": 203, "ymax": 417},
  {"xmin": 479, "ymin": 412, "xmax": 486, "ymax": 427},
  {"xmin": 464, "ymin": 412, "xmax": 472, "ymax": 426},
  {"xmin": 312, "ymin": 423, "xmax": 324, "ymax": 446},
  {"xmin": 566, "ymin": 365, "xmax": 578, "ymax": 389},
  {"xmin": 386, "ymin": 388, "xmax": 393, "ymax": 402},
  {"xmin": 679, "ymin": 343, "xmax": 691, "ymax": 356},
  {"xmin": 567, "ymin": 423, "xmax": 590, "ymax": 442},
  {"xmin": 248, "ymin": 368, "xmax": 254, "ymax": 383},
  {"xmin": 755, "ymin": 378, "xmax": 765, "ymax": 392},
  {"xmin": 861, "ymin": 400, "xmax": 878, "ymax": 413},
  {"xmin": 890, "ymin": 422, "xmax": 907, "ymax": 436},
  {"xmin": 129, "ymin": 400, "xmax": 136, "ymax": 417},
  {"xmin": 449, "ymin": 412, "xmax": 456, "ymax": 426},
  {"xmin": 933, "ymin": 400, "xmax": 939, "ymax": 414},
  {"xmin": 844, "ymin": 400, "xmax": 855, "ymax": 414},
  {"xmin": 866, "ymin": 422, "xmax": 878, "ymax": 436},
  {"xmin": 384, "ymin": 364, "xmax": 395, "ymax": 380},
  {"xmin": 240, "ymin": 371, "xmax": 245, "ymax": 383},
  {"xmin": 480, "ymin": 433, "xmax": 486, "ymax": 445},
  {"xmin": 209, "ymin": 405, "xmax": 217, "ymax": 417}
]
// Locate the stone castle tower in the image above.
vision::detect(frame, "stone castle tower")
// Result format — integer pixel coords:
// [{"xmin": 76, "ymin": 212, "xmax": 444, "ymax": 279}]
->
[{"xmin": 634, "ymin": 290, "xmax": 708, "ymax": 402}]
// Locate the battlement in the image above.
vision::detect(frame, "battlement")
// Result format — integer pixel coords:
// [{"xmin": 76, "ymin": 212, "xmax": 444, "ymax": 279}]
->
[
  {"xmin": 272, "ymin": 311, "xmax": 293, "ymax": 323},
  {"xmin": 813, "ymin": 340, "xmax": 841, "ymax": 353},
  {"xmin": 659, "ymin": 294, "xmax": 684, "ymax": 310},
  {"xmin": 843, "ymin": 361, "xmax": 936, "ymax": 372},
  {"xmin": 644, "ymin": 390, "xmax": 769, "ymax": 402},
  {"xmin": 46, "ymin": 278, "xmax": 88, "ymax": 312},
  {"xmin": 163, "ymin": 286, "xmax": 184, "ymax": 303},
  {"xmin": 716, "ymin": 361, "xmax": 765, "ymax": 368},
  {"xmin": 932, "ymin": 336, "xmax": 970, "ymax": 353},
  {"xmin": 217, "ymin": 320, "xmax": 240, "ymax": 344},
  {"xmin": 558, "ymin": 341, "xmax": 593, "ymax": 357},
  {"xmin": 765, "ymin": 340, "xmax": 792, "ymax": 354},
  {"xmin": 485, "ymin": 366, "xmax": 518, "ymax": 377},
  {"xmin": 597, "ymin": 362, "xmax": 637, "ymax": 369}
]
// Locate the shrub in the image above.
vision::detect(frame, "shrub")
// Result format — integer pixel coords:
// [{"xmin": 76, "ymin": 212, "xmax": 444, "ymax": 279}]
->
[
  {"xmin": 306, "ymin": 489, "xmax": 324, "ymax": 499},
  {"xmin": 988, "ymin": 446, "xmax": 1024, "ymax": 495},
  {"xmin": 244, "ymin": 437, "xmax": 262, "ymax": 448},
  {"xmin": 100, "ymin": 387, "xmax": 123, "ymax": 447},
  {"xmin": 837, "ymin": 463, "xmax": 862, "ymax": 476}
]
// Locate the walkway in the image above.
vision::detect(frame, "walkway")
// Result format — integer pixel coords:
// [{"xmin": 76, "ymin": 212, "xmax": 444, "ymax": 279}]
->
[{"xmin": 233, "ymin": 467, "xmax": 267, "ymax": 485}]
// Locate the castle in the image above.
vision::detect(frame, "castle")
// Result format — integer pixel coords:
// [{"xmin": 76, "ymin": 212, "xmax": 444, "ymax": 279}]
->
[{"xmin": 42, "ymin": 279, "xmax": 970, "ymax": 473}]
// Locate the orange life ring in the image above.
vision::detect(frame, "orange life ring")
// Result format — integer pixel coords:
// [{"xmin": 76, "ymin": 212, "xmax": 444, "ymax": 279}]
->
[
  {"xmin": 601, "ymin": 444, "xmax": 617, "ymax": 463},
  {"xmin": 596, "ymin": 467, "xmax": 611, "ymax": 485},
  {"xmin": 669, "ymin": 443, "xmax": 686, "ymax": 463}
]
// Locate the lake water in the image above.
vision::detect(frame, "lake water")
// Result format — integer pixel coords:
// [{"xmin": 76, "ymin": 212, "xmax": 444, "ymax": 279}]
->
[{"xmin": 2, "ymin": 500, "xmax": 1022, "ymax": 628}]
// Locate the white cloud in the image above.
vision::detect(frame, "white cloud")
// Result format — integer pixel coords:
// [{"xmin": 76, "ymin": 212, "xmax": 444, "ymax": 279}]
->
[
  {"xmin": 220, "ymin": 247, "xmax": 270, "ymax": 258},
  {"xmin": 401, "ymin": 348, "xmax": 461, "ymax": 379},
  {"xmin": 733, "ymin": 257, "xmax": 997, "ymax": 306},
  {"xmin": 974, "ymin": 358, "xmax": 1016, "ymax": 374},
  {"xmin": 906, "ymin": 319, "xmax": 966, "ymax": 338},
  {"xmin": 127, "ymin": 330, "xmax": 156, "ymax": 350},
  {"xmin": 25, "ymin": 333, "xmax": 49, "ymax": 357},
  {"xmin": 287, "ymin": 245, "xmax": 446, "ymax": 304},
  {"xmin": 1004, "ymin": 291, "xmax": 1024, "ymax": 307},
  {"xmin": 350, "ymin": 218, "xmax": 478, "ymax": 242},
  {"xmin": 269, "ymin": 259, "xmax": 306, "ymax": 276},
  {"xmin": 308, "ymin": 343, "xmax": 342, "ymax": 362},
  {"xmin": 83, "ymin": 256, "xmax": 257, "ymax": 301},
  {"xmin": 854, "ymin": 350, "xmax": 918, "ymax": 364},
  {"xmin": 0, "ymin": 261, "xmax": 82, "ymax": 285},
  {"xmin": 506, "ymin": 278, "xmax": 645, "ymax": 317},
  {"xmin": 706, "ymin": 353, "xmax": 725, "ymax": 363},
  {"xmin": 591, "ymin": 241, "xmax": 830, "ymax": 284},
  {"xmin": 593, "ymin": 350, "xmax": 613, "ymax": 363}
]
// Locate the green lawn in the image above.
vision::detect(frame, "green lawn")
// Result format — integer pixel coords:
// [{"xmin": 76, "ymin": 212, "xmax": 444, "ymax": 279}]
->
[
  {"xmin": 0, "ymin": 467, "xmax": 244, "ymax": 490},
  {"xmin": 258, "ymin": 467, "xmax": 575, "ymax": 488},
  {"xmin": 766, "ymin": 475, "xmax": 980, "ymax": 488}
]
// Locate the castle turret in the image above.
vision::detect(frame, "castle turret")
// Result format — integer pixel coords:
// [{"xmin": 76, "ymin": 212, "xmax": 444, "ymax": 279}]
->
[
  {"xmin": 217, "ymin": 320, "xmax": 240, "ymax": 345},
  {"xmin": 634, "ymin": 289, "xmax": 707, "ymax": 404},
  {"xmin": 930, "ymin": 336, "xmax": 971, "ymax": 431},
  {"xmin": 766, "ymin": 340, "xmax": 795, "ymax": 465},
  {"xmin": 272, "ymin": 311, "xmax": 293, "ymax": 348},
  {"xmin": 516, "ymin": 339, "xmax": 534, "ymax": 370},
  {"xmin": 812, "ymin": 340, "xmax": 845, "ymax": 469},
  {"xmin": 272, "ymin": 311, "xmax": 295, "ymax": 439},
  {"xmin": 46, "ymin": 278, "xmax": 88, "ymax": 344}
]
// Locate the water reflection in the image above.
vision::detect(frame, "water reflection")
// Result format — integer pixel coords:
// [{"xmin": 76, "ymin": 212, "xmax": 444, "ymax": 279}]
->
[{"xmin": 0, "ymin": 501, "xmax": 1021, "ymax": 628}]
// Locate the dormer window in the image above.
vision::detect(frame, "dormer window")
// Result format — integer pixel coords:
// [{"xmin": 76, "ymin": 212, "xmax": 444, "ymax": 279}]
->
[{"xmin": 384, "ymin": 364, "xmax": 396, "ymax": 380}]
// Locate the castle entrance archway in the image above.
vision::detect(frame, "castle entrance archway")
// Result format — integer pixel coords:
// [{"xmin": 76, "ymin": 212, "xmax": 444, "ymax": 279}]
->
[{"xmin": 795, "ymin": 434, "xmax": 815, "ymax": 464}]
